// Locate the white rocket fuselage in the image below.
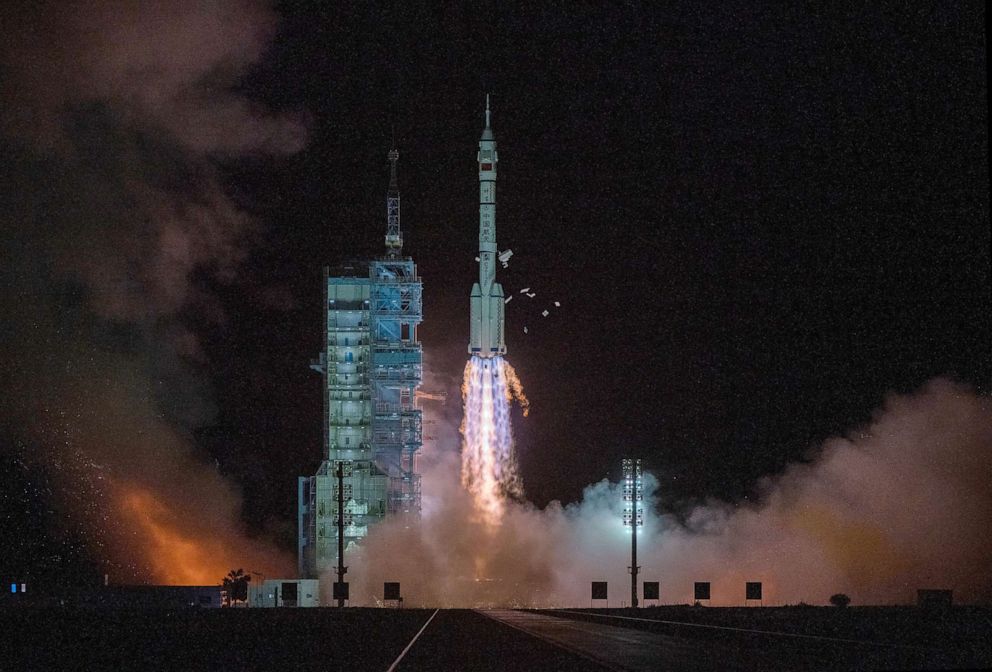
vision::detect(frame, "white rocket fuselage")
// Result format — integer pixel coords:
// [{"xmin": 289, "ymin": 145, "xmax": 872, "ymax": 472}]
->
[{"xmin": 469, "ymin": 99, "xmax": 506, "ymax": 357}]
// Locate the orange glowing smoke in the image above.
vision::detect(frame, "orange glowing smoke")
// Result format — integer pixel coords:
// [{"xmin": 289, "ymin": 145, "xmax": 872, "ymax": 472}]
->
[{"xmin": 121, "ymin": 487, "xmax": 244, "ymax": 585}]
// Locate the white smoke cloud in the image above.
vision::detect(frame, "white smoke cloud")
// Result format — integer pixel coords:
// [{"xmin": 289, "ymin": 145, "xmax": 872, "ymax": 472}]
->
[{"xmin": 341, "ymin": 377, "xmax": 991, "ymax": 606}]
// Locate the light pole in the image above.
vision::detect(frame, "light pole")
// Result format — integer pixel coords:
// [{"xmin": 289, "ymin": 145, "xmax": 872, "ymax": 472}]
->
[
  {"xmin": 623, "ymin": 458, "xmax": 643, "ymax": 608},
  {"xmin": 335, "ymin": 461, "xmax": 348, "ymax": 607},
  {"xmin": 249, "ymin": 571, "xmax": 265, "ymax": 607}
]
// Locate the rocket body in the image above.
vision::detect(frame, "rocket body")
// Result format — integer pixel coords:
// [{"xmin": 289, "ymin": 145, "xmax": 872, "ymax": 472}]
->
[{"xmin": 469, "ymin": 97, "xmax": 506, "ymax": 357}]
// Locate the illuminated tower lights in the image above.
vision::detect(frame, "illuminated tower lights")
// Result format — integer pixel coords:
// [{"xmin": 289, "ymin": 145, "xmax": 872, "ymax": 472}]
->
[{"xmin": 623, "ymin": 458, "xmax": 643, "ymax": 607}]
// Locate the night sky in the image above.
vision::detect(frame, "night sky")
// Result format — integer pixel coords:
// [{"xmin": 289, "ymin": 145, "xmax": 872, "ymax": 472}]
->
[{"xmin": 1, "ymin": 3, "xmax": 988, "ymax": 581}]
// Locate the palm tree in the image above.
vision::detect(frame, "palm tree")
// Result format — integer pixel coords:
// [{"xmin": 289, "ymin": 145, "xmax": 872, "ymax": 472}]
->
[
  {"xmin": 829, "ymin": 593, "xmax": 851, "ymax": 608},
  {"xmin": 222, "ymin": 569, "xmax": 251, "ymax": 606}
]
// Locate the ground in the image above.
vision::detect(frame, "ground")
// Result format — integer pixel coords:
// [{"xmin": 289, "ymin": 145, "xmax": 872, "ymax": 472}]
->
[{"xmin": 2, "ymin": 605, "xmax": 989, "ymax": 671}]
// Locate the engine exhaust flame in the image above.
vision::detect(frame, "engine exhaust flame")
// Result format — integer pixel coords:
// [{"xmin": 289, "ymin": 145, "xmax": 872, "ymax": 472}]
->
[{"xmin": 460, "ymin": 356, "xmax": 527, "ymax": 526}]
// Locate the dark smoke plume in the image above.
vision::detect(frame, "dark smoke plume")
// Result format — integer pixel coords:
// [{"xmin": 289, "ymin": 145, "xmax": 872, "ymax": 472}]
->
[{"xmin": 0, "ymin": 1, "xmax": 304, "ymax": 583}]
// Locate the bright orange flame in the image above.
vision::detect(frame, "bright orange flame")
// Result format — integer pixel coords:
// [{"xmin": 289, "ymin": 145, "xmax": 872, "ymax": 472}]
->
[
  {"xmin": 502, "ymin": 360, "xmax": 529, "ymax": 417},
  {"xmin": 121, "ymin": 488, "xmax": 238, "ymax": 585}
]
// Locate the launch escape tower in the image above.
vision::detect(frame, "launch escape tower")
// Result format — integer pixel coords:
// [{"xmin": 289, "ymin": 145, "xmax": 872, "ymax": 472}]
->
[{"xmin": 298, "ymin": 149, "xmax": 424, "ymax": 579}]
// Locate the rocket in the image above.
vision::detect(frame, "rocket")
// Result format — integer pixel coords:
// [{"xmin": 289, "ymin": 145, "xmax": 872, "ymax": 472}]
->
[{"xmin": 469, "ymin": 95, "xmax": 506, "ymax": 357}]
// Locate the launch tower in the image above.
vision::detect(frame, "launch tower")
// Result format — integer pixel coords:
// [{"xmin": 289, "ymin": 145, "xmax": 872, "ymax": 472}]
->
[{"xmin": 298, "ymin": 149, "xmax": 423, "ymax": 579}]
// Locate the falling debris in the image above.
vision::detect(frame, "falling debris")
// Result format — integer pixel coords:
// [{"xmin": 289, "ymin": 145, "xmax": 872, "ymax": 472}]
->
[
  {"xmin": 526, "ymin": 292, "xmax": 536, "ymax": 298},
  {"xmin": 541, "ymin": 310, "xmax": 549, "ymax": 317},
  {"xmin": 519, "ymin": 287, "xmax": 531, "ymax": 294},
  {"xmin": 554, "ymin": 301, "xmax": 561, "ymax": 307},
  {"xmin": 498, "ymin": 249, "xmax": 514, "ymax": 268},
  {"xmin": 504, "ymin": 296, "xmax": 513, "ymax": 304},
  {"xmin": 523, "ymin": 326, "xmax": 528, "ymax": 333},
  {"xmin": 475, "ymin": 256, "xmax": 480, "ymax": 262}
]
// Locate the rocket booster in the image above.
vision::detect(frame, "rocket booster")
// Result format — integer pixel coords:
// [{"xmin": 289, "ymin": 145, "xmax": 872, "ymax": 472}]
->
[{"xmin": 469, "ymin": 95, "xmax": 506, "ymax": 357}]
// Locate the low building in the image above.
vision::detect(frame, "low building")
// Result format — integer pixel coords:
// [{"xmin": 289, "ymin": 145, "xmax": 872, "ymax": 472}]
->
[{"xmin": 248, "ymin": 579, "xmax": 320, "ymax": 608}]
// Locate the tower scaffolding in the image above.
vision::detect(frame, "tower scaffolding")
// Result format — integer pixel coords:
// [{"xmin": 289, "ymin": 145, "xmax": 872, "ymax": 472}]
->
[{"xmin": 299, "ymin": 148, "xmax": 424, "ymax": 579}]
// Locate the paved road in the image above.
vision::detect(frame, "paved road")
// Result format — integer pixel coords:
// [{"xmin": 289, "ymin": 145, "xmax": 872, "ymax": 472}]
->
[
  {"xmin": 5, "ymin": 606, "xmax": 981, "ymax": 671},
  {"xmin": 391, "ymin": 609, "xmax": 606, "ymax": 671},
  {"xmin": 482, "ymin": 609, "xmax": 759, "ymax": 671},
  {"xmin": 477, "ymin": 609, "xmax": 962, "ymax": 671}
]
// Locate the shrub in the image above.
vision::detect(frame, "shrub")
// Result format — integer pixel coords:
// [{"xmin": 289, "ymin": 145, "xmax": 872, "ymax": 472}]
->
[{"xmin": 829, "ymin": 593, "xmax": 851, "ymax": 608}]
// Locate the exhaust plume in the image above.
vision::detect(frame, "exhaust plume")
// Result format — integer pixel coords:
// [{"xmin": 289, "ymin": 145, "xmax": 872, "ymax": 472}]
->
[{"xmin": 460, "ymin": 356, "xmax": 528, "ymax": 526}]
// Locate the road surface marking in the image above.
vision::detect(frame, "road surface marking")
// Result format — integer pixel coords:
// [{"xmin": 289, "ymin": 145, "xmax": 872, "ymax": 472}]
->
[{"xmin": 385, "ymin": 608, "xmax": 439, "ymax": 672}]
